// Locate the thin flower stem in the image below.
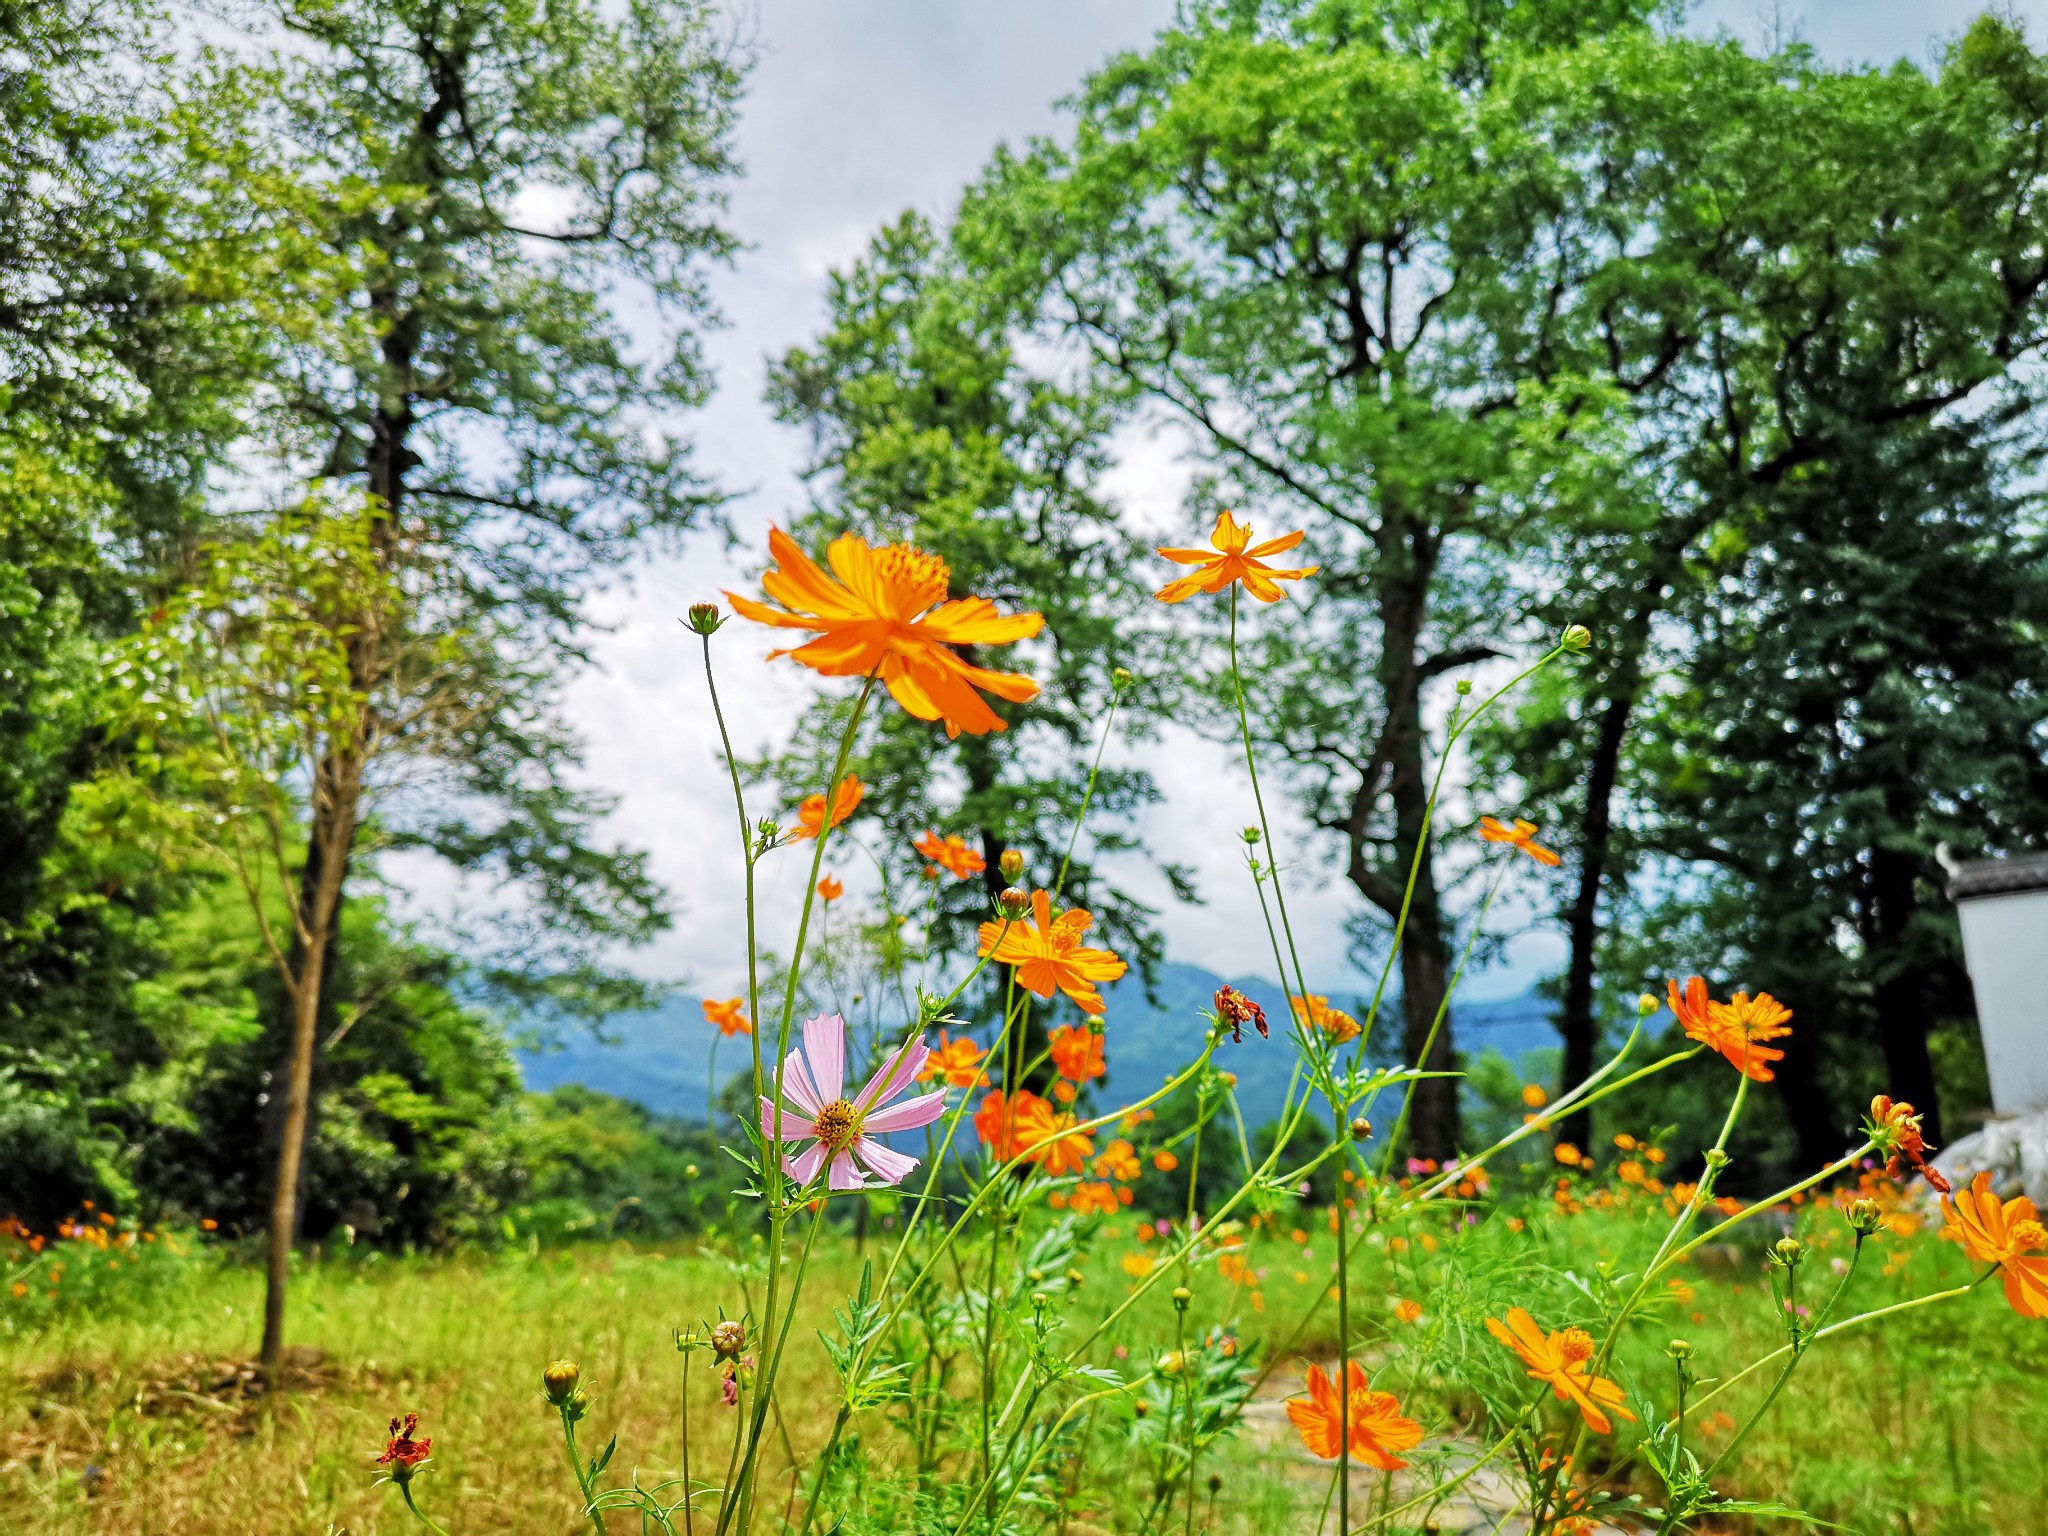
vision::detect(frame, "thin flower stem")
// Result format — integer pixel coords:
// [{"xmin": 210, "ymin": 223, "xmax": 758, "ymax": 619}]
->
[
  {"xmin": 561, "ymin": 1412, "xmax": 610, "ymax": 1536},
  {"xmin": 700, "ymin": 632, "xmax": 764, "ymax": 1106},
  {"xmin": 399, "ymin": 1480, "xmax": 453, "ymax": 1536},
  {"xmin": 1052, "ymin": 674, "xmax": 1129, "ymax": 901}
]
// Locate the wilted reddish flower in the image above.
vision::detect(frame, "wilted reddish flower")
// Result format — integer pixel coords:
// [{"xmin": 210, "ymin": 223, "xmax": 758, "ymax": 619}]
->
[
  {"xmin": 378, "ymin": 1412, "xmax": 432, "ymax": 1474},
  {"xmin": 1869, "ymin": 1096, "xmax": 1951, "ymax": 1194},
  {"xmin": 1214, "ymin": 986, "xmax": 1268, "ymax": 1043}
]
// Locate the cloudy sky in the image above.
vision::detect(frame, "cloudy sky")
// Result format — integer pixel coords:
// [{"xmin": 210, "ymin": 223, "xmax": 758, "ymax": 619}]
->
[{"xmin": 499, "ymin": 0, "xmax": 2039, "ymax": 1007}]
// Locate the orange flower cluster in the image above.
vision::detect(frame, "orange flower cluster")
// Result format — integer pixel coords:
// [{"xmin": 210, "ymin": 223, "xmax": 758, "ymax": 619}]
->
[
  {"xmin": 730, "ymin": 529, "xmax": 1043, "ymax": 738},
  {"xmin": 1941, "ymin": 1171, "xmax": 2048, "ymax": 1319},
  {"xmin": 912, "ymin": 830, "xmax": 985, "ymax": 879},
  {"xmin": 1286, "ymin": 1361, "xmax": 1422, "ymax": 1468},
  {"xmin": 1486, "ymin": 1308, "xmax": 1634, "ymax": 1434},
  {"xmin": 976, "ymin": 890, "xmax": 1126, "ymax": 1015},
  {"xmin": 974, "ymin": 1089, "xmax": 1094, "ymax": 1175},
  {"xmin": 1667, "ymin": 976, "xmax": 1792, "ymax": 1082},
  {"xmin": 378, "ymin": 1412, "xmax": 432, "ymax": 1473}
]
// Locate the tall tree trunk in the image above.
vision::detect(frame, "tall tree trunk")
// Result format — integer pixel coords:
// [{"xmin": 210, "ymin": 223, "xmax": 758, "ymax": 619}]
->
[
  {"xmin": 259, "ymin": 760, "xmax": 360, "ymax": 1377},
  {"xmin": 1556, "ymin": 681, "xmax": 1634, "ymax": 1151},
  {"xmin": 1870, "ymin": 840, "xmax": 1942, "ymax": 1146},
  {"xmin": 1369, "ymin": 519, "xmax": 1458, "ymax": 1160}
]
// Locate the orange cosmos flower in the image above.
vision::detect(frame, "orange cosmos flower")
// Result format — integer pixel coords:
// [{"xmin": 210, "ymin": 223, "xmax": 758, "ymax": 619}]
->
[
  {"xmin": 1286, "ymin": 1361, "xmax": 1423, "ymax": 1468},
  {"xmin": 816, "ymin": 874, "xmax": 843, "ymax": 902},
  {"xmin": 1069, "ymin": 1180, "xmax": 1121, "ymax": 1216},
  {"xmin": 1154, "ymin": 511, "xmax": 1318, "ymax": 605},
  {"xmin": 913, "ymin": 830, "xmax": 986, "ymax": 879},
  {"xmin": 789, "ymin": 775, "xmax": 863, "ymax": 841},
  {"xmin": 1093, "ymin": 1138, "xmax": 1141, "ymax": 1182},
  {"xmin": 1666, "ymin": 976, "xmax": 1790, "ymax": 1083},
  {"xmin": 1868, "ymin": 1095, "xmax": 1951, "ymax": 1193},
  {"xmin": 703, "ymin": 997, "xmax": 752, "ymax": 1038},
  {"xmin": 1393, "ymin": 1298, "xmax": 1425, "ymax": 1324},
  {"xmin": 976, "ymin": 890, "xmax": 1127, "ymax": 1015},
  {"xmin": 1479, "ymin": 816, "xmax": 1561, "ymax": 867},
  {"xmin": 918, "ymin": 1031, "xmax": 988, "ymax": 1089},
  {"xmin": 727, "ymin": 528, "xmax": 1043, "ymax": 738},
  {"xmin": 1291, "ymin": 994, "xmax": 1361, "ymax": 1044},
  {"xmin": 1941, "ymin": 1171, "xmax": 2048, "ymax": 1319},
  {"xmin": 1048, "ymin": 1024, "xmax": 1107, "ymax": 1083},
  {"xmin": 1486, "ymin": 1308, "xmax": 1634, "ymax": 1434},
  {"xmin": 974, "ymin": 1088, "xmax": 1047, "ymax": 1161},
  {"xmin": 1015, "ymin": 1101, "xmax": 1094, "ymax": 1176}
]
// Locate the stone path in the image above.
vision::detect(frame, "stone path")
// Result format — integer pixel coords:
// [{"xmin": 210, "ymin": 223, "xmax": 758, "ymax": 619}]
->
[{"xmin": 1240, "ymin": 1362, "xmax": 1633, "ymax": 1535}]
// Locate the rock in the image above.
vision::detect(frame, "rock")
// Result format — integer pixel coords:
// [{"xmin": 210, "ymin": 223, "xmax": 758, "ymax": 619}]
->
[{"xmin": 1930, "ymin": 1108, "xmax": 2048, "ymax": 1207}]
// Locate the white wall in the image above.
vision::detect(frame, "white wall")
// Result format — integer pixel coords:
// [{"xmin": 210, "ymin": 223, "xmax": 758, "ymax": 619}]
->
[{"xmin": 1958, "ymin": 890, "xmax": 2048, "ymax": 1115}]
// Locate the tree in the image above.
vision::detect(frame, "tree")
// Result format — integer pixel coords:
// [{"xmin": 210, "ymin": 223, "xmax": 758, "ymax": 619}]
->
[
  {"xmin": 98, "ymin": 0, "xmax": 745, "ymax": 1374},
  {"xmin": 953, "ymin": 0, "xmax": 1683, "ymax": 1157},
  {"xmin": 1492, "ymin": 17, "xmax": 2048, "ymax": 1156},
  {"xmin": 762, "ymin": 212, "xmax": 1184, "ymax": 1054}
]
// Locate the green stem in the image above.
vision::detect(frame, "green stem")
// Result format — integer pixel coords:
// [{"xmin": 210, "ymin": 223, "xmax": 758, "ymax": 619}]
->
[
  {"xmin": 700, "ymin": 633, "xmax": 763, "ymax": 1108},
  {"xmin": 561, "ymin": 1412, "xmax": 610, "ymax": 1536},
  {"xmin": 399, "ymin": 1479, "xmax": 453, "ymax": 1536}
]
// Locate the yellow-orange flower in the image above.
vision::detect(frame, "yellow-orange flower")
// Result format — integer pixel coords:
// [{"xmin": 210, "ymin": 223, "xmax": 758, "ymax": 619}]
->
[
  {"xmin": 1486, "ymin": 1308, "xmax": 1635, "ymax": 1435},
  {"xmin": 816, "ymin": 874, "xmax": 843, "ymax": 902},
  {"xmin": 976, "ymin": 890, "xmax": 1127, "ymax": 1015},
  {"xmin": 789, "ymin": 775, "xmax": 863, "ymax": 841},
  {"xmin": 1154, "ymin": 512, "xmax": 1318, "ymax": 604},
  {"xmin": 918, "ymin": 1031, "xmax": 988, "ymax": 1089},
  {"xmin": 1941, "ymin": 1171, "xmax": 2048, "ymax": 1319},
  {"xmin": 1014, "ymin": 1099, "xmax": 1094, "ymax": 1176},
  {"xmin": 1094, "ymin": 1138, "xmax": 1141, "ymax": 1182},
  {"xmin": 1667, "ymin": 976, "xmax": 1791, "ymax": 1083},
  {"xmin": 1285, "ymin": 1361, "xmax": 1422, "ymax": 1468},
  {"xmin": 1069, "ymin": 1180, "xmax": 1120, "ymax": 1216},
  {"xmin": 1291, "ymin": 994, "xmax": 1360, "ymax": 1044},
  {"xmin": 727, "ymin": 528, "xmax": 1044, "ymax": 738},
  {"xmin": 1048, "ymin": 1025, "xmax": 1107, "ymax": 1083},
  {"xmin": 1479, "ymin": 816, "xmax": 1561, "ymax": 867},
  {"xmin": 913, "ymin": 830, "xmax": 985, "ymax": 879},
  {"xmin": 1521, "ymin": 1083, "xmax": 1549, "ymax": 1108},
  {"xmin": 1393, "ymin": 1298, "xmax": 1424, "ymax": 1324},
  {"xmin": 703, "ymin": 997, "xmax": 751, "ymax": 1037}
]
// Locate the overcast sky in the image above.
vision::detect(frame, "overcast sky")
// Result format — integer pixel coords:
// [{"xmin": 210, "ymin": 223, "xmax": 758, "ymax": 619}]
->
[{"xmin": 436, "ymin": 0, "xmax": 2044, "ymax": 1009}]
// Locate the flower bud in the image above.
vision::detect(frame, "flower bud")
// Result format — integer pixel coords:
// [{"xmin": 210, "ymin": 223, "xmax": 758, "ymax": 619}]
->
[
  {"xmin": 1031, "ymin": 1291, "xmax": 1050, "ymax": 1311},
  {"xmin": 1157, "ymin": 1350, "xmax": 1184, "ymax": 1376},
  {"xmin": 1561, "ymin": 624, "xmax": 1592, "ymax": 653},
  {"xmin": 1350, "ymin": 1117, "xmax": 1373, "ymax": 1143},
  {"xmin": 1066, "ymin": 1268, "xmax": 1085, "ymax": 1287},
  {"xmin": 1845, "ymin": 1197, "xmax": 1884, "ymax": 1235},
  {"xmin": 1770, "ymin": 1236, "xmax": 1804, "ymax": 1267},
  {"xmin": 1240, "ymin": 826, "xmax": 1262, "ymax": 845},
  {"xmin": 1455, "ymin": 678, "xmax": 1473, "ymax": 696},
  {"xmin": 1171, "ymin": 1286, "xmax": 1192, "ymax": 1312},
  {"xmin": 1703, "ymin": 1148, "xmax": 1730, "ymax": 1170},
  {"xmin": 1112, "ymin": 667, "xmax": 1135, "ymax": 689},
  {"xmin": 542, "ymin": 1359, "xmax": 581, "ymax": 1406},
  {"xmin": 1666, "ymin": 1338, "xmax": 1693, "ymax": 1360},
  {"xmin": 1207, "ymin": 1472, "xmax": 1224, "ymax": 1494},
  {"xmin": 998, "ymin": 848, "xmax": 1025, "ymax": 883},
  {"xmin": 996, "ymin": 887, "xmax": 1030, "ymax": 919},
  {"xmin": 1637, "ymin": 993, "xmax": 1662, "ymax": 1016},
  {"xmin": 711, "ymin": 1319, "xmax": 745, "ymax": 1361},
  {"xmin": 686, "ymin": 602, "xmax": 724, "ymax": 635},
  {"xmin": 1027, "ymin": 1268, "xmax": 1045, "ymax": 1284},
  {"xmin": 685, "ymin": 1164, "xmax": 700, "ymax": 1179}
]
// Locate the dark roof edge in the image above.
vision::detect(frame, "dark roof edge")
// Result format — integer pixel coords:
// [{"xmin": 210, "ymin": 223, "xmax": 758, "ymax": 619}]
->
[{"xmin": 1950, "ymin": 851, "xmax": 2048, "ymax": 901}]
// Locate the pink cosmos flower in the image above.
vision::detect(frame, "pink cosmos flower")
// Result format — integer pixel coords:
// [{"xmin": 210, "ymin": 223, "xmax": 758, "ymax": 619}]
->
[{"xmin": 758, "ymin": 1013, "xmax": 948, "ymax": 1190}]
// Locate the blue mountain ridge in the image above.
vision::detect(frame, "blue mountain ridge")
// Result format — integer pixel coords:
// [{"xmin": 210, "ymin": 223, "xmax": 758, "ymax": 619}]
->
[{"xmin": 515, "ymin": 961, "xmax": 1556, "ymax": 1131}]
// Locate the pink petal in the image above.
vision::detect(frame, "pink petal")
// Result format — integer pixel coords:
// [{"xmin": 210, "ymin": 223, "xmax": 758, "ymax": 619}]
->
[
  {"xmin": 776, "ymin": 1047, "xmax": 822, "ymax": 1114},
  {"xmin": 862, "ymin": 1089, "xmax": 948, "ymax": 1134},
  {"xmin": 855, "ymin": 1036, "xmax": 929, "ymax": 1111},
  {"xmin": 782, "ymin": 1140, "xmax": 828, "ymax": 1185},
  {"xmin": 760, "ymin": 1097, "xmax": 817, "ymax": 1143},
  {"xmin": 804, "ymin": 1013, "xmax": 847, "ymax": 1101},
  {"xmin": 853, "ymin": 1137, "xmax": 919, "ymax": 1186},
  {"xmin": 827, "ymin": 1149, "xmax": 864, "ymax": 1191}
]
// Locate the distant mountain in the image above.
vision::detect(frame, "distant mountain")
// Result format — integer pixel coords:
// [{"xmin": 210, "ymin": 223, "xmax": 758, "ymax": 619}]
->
[{"xmin": 515, "ymin": 961, "xmax": 1557, "ymax": 1131}]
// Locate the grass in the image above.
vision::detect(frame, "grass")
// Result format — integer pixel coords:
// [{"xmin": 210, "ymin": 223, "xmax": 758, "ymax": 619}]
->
[{"xmin": 3, "ymin": 1205, "xmax": 2045, "ymax": 1535}]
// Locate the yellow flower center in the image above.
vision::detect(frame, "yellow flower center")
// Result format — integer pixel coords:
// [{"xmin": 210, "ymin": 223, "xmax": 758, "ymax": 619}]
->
[
  {"xmin": 813, "ymin": 1098, "xmax": 864, "ymax": 1153},
  {"xmin": 875, "ymin": 543, "xmax": 950, "ymax": 614}
]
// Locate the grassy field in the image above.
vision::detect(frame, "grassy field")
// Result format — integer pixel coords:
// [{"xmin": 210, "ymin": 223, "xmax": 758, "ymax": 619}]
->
[{"xmin": 3, "ymin": 1213, "xmax": 2045, "ymax": 1535}]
